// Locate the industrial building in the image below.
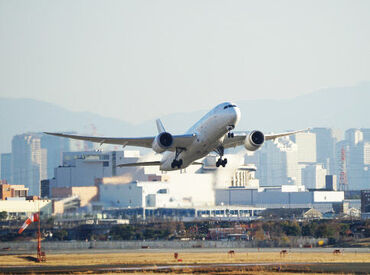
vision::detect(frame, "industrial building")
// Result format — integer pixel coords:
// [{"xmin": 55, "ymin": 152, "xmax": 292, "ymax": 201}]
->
[
  {"xmin": 98, "ymin": 173, "xmax": 215, "ymax": 208},
  {"xmin": 42, "ymin": 149, "xmax": 347, "ymax": 217},
  {"xmin": 0, "ymin": 182, "xmax": 29, "ymax": 200},
  {"xmin": 215, "ymin": 186, "xmax": 344, "ymax": 212},
  {"xmin": 50, "ymin": 150, "xmax": 160, "ymax": 189},
  {"xmin": 103, "ymin": 205, "xmax": 264, "ymax": 221},
  {"xmin": 0, "ymin": 198, "xmax": 52, "ymax": 216}
]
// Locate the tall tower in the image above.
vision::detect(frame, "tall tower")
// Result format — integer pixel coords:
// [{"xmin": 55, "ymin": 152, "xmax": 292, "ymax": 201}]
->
[{"xmin": 339, "ymin": 147, "xmax": 348, "ymax": 191}]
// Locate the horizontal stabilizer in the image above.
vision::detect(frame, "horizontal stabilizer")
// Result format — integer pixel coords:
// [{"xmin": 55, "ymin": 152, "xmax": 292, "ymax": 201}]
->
[{"xmin": 116, "ymin": 161, "xmax": 161, "ymax": 167}]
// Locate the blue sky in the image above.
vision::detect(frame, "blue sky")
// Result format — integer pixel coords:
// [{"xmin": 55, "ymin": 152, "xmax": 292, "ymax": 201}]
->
[{"xmin": 1, "ymin": 0, "xmax": 369, "ymax": 122}]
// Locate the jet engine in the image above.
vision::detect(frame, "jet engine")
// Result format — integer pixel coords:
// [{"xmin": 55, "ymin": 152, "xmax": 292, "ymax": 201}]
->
[
  {"xmin": 152, "ymin": 132, "xmax": 173, "ymax": 153},
  {"xmin": 244, "ymin": 130, "xmax": 265, "ymax": 151}
]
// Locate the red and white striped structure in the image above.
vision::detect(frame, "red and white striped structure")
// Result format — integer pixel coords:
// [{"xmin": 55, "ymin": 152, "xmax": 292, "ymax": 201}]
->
[{"xmin": 18, "ymin": 213, "xmax": 39, "ymax": 234}]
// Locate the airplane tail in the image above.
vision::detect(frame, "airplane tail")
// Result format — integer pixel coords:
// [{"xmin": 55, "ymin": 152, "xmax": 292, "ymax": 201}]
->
[{"xmin": 156, "ymin": 119, "xmax": 166, "ymax": 133}]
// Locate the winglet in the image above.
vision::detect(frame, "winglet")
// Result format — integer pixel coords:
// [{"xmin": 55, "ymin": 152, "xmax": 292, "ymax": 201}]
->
[{"xmin": 156, "ymin": 119, "xmax": 166, "ymax": 133}]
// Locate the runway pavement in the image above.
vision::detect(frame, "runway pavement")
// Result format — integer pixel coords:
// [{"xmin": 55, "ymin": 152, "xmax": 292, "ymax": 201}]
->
[{"xmin": 0, "ymin": 262, "xmax": 369, "ymax": 274}]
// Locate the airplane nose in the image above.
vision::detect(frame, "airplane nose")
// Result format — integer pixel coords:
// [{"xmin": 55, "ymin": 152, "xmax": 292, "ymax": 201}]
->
[{"xmin": 229, "ymin": 106, "xmax": 241, "ymax": 125}]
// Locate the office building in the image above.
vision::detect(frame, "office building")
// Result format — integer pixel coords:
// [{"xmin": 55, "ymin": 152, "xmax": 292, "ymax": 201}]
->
[
  {"xmin": 11, "ymin": 134, "xmax": 47, "ymax": 196},
  {"xmin": 258, "ymin": 137, "xmax": 300, "ymax": 186},
  {"xmin": 0, "ymin": 153, "xmax": 11, "ymax": 183},
  {"xmin": 325, "ymin": 175, "xmax": 337, "ymax": 191},
  {"xmin": 301, "ymin": 164, "xmax": 327, "ymax": 189},
  {"xmin": 40, "ymin": 134, "xmax": 70, "ymax": 178},
  {"xmin": 292, "ymin": 132, "xmax": 317, "ymax": 163},
  {"xmin": 311, "ymin": 128, "xmax": 337, "ymax": 174},
  {"xmin": 343, "ymin": 129, "xmax": 368, "ymax": 190}
]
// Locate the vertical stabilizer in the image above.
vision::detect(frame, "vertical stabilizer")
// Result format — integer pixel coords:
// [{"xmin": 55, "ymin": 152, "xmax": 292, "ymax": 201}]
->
[{"xmin": 156, "ymin": 119, "xmax": 166, "ymax": 133}]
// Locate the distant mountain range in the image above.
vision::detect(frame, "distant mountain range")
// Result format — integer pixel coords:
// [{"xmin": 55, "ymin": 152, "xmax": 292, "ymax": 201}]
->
[{"xmin": 1, "ymin": 82, "xmax": 369, "ymax": 153}]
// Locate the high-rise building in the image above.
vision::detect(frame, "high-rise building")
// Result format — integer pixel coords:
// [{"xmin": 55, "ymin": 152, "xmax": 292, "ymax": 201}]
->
[
  {"xmin": 325, "ymin": 175, "xmax": 337, "ymax": 191},
  {"xmin": 1, "ymin": 153, "xmax": 12, "ymax": 183},
  {"xmin": 11, "ymin": 134, "xmax": 47, "ymax": 196},
  {"xmin": 364, "ymin": 142, "xmax": 370, "ymax": 165},
  {"xmin": 311, "ymin": 128, "xmax": 337, "ymax": 174},
  {"xmin": 343, "ymin": 129, "xmax": 367, "ymax": 190},
  {"xmin": 361, "ymin": 128, "xmax": 370, "ymax": 142},
  {"xmin": 301, "ymin": 164, "xmax": 327, "ymax": 189},
  {"xmin": 291, "ymin": 132, "xmax": 316, "ymax": 163},
  {"xmin": 345, "ymin": 128, "xmax": 363, "ymax": 146},
  {"xmin": 257, "ymin": 137, "xmax": 300, "ymax": 186},
  {"xmin": 40, "ymin": 134, "xmax": 70, "ymax": 178}
]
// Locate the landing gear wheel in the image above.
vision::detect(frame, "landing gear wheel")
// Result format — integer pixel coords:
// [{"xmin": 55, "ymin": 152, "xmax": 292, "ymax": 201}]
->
[
  {"xmin": 222, "ymin": 158, "xmax": 227, "ymax": 167},
  {"xmin": 178, "ymin": 159, "xmax": 183, "ymax": 168},
  {"xmin": 216, "ymin": 158, "xmax": 227, "ymax": 168},
  {"xmin": 171, "ymin": 147, "xmax": 186, "ymax": 169},
  {"xmin": 227, "ymin": 132, "xmax": 234, "ymax": 138},
  {"xmin": 214, "ymin": 145, "xmax": 226, "ymax": 168},
  {"xmin": 171, "ymin": 159, "xmax": 183, "ymax": 169}
]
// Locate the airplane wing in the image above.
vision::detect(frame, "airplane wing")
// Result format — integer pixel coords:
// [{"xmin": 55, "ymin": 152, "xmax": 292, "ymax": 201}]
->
[
  {"xmin": 44, "ymin": 132, "xmax": 196, "ymax": 151},
  {"xmin": 264, "ymin": 129, "xmax": 310, "ymax": 140},
  {"xmin": 117, "ymin": 160, "xmax": 204, "ymax": 167},
  {"xmin": 222, "ymin": 129, "xmax": 309, "ymax": 149},
  {"xmin": 117, "ymin": 161, "xmax": 161, "ymax": 167}
]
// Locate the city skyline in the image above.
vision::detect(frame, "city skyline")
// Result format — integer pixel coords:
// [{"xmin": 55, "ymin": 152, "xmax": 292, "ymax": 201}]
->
[{"xmin": 1, "ymin": 127, "xmax": 369, "ymax": 194}]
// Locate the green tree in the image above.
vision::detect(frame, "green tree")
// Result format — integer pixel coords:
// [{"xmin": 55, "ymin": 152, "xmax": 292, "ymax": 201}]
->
[
  {"xmin": 0, "ymin": 211, "xmax": 7, "ymax": 220},
  {"xmin": 339, "ymin": 223, "xmax": 350, "ymax": 236},
  {"xmin": 110, "ymin": 225, "xmax": 136, "ymax": 240},
  {"xmin": 314, "ymin": 223, "xmax": 335, "ymax": 238},
  {"xmin": 53, "ymin": 229, "xmax": 68, "ymax": 240},
  {"xmin": 282, "ymin": 221, "xmax": 301, "ymax": 236}
]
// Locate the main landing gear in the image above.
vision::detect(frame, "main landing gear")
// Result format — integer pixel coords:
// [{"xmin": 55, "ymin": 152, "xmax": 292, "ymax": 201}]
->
[
  {"xmin": 215, "ymin": 146, "xmax": 227, "ymax": 168},
  {"xmin": 171, "ymin": 147, "xmax": 185, "ymax": 169},
  {"xmin": 216, "ymin": 158, "xmax": 227, "ymax": 167}
]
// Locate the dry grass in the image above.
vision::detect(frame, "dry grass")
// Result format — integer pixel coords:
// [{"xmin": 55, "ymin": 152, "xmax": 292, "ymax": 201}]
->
[{"xmin": 0, "ymin": 251, "xmax": 369, "ymax": 267}]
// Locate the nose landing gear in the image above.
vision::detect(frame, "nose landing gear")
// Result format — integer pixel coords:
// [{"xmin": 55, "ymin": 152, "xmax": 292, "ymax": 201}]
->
[
  {"xmin": 227, "ymin": 132, "xmax": 234, "ymax": 138},
  {"xmin": 227, "ymin": 125, "xmax": 235, "ymax": 138}
]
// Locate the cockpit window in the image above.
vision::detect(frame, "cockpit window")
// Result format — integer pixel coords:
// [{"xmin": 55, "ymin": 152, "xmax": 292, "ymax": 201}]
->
[{"xmin": 223, "ymin": 104, "xmax": 237, "ymax": 109}]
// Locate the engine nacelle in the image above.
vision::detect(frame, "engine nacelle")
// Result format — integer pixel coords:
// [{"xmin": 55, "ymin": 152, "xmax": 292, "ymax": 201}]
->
[
  {"xmin": 244, "ymin": 130, "xmax": 265, "ymax": 151},
  {"xmin": 152, "ymin": 132, "xmax": 173, "ymax": 153}
]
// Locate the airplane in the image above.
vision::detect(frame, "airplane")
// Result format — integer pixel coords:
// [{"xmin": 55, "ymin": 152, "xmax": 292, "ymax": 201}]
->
[{"xmin": 45, "ymin": 102, "xmax": 307, "ymax": 171}]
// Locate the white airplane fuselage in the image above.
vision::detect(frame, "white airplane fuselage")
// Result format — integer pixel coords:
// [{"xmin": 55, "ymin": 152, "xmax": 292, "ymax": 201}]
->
[{"xmin": 160, "ymin": 102, "xmax": 241, "ymax": 171}]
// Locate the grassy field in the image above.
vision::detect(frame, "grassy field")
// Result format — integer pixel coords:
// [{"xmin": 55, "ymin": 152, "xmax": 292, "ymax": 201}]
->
[{"xmin": 0, "ymin": 251, "xmax": 369, "ymax": 267}]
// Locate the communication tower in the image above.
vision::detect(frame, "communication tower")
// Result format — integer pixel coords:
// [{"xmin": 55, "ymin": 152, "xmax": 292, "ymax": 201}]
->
[{"xmin": 339, "ymin": 147, "xmax": 348, "ymax": 191}]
